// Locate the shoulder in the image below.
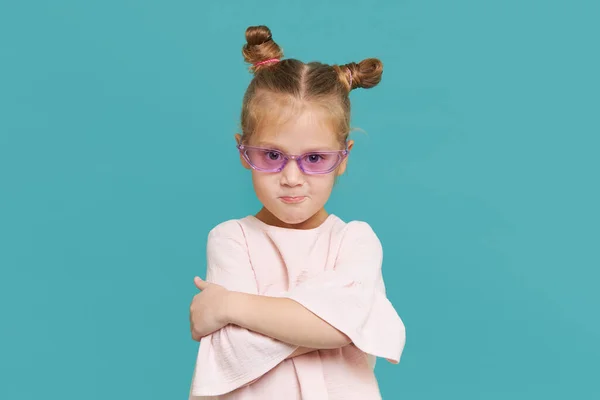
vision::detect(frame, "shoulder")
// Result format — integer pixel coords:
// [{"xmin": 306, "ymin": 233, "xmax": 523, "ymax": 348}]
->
[
  {"xmin": 340, "ymin": 219, "xmax": 381, "ymax": 242},
  {"xmin": 208, "ymin": 219, "xmax": 245, "ymax": 238},
  {"xmin": 206, "ymin": 218, "xmax": 251, "ymax": 250},
  {"xmin": 336, "ymin": 218, "xmax": 382, "ymax": 252},
  {"xmin": 204, "ymin": 220, "xmax": 256, "ymax": 283},
  {"xmin": 344, "ymin": 220, "xmax": 378, "ymax": 236},
  {"xmin": 333, "ymin": 219, "xmax": 384, "ymax": 271}
]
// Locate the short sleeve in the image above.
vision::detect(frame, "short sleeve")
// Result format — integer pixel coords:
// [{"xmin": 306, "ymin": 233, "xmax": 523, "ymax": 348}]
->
[
  {"xmin": 189, "ymin": 220, "xmax": 297, "ymax": 398},
  {"xmin": 282, "ymin": 221, "xmax": 406, "ymax": 364}
]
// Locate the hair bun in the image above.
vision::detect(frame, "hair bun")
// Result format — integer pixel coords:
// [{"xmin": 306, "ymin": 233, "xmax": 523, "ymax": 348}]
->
[
  {"xmin": 341, "ymin": 58, "xmax": 383, "ymax": 90},
  {"xmin": 245, "ymin": 25, "xmax": 273, "ymax": 46},
  {"xmin": 242, "ymin": 25, "xmax": 284, "ymax": 72}
]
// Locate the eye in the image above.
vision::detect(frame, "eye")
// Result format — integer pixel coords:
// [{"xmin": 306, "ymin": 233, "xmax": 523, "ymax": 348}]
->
[
  {"xmin": 266, "ymin": 151, "xmax": 281, "ymax": 160},
  {"xmin": 306, "ymin": 154, "xmax": 324, "ymax": 163}
]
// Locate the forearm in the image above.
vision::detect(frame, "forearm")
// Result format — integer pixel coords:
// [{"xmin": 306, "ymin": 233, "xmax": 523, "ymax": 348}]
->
[{"xmin": 225, "ymin": 292, "xmax": 351, "ymax": 349}]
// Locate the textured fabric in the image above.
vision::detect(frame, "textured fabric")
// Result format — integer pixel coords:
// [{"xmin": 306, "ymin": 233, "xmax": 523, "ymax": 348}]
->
[{"xmin": 189, "ymin": 214, "xmax": 406, "ymax": 399}]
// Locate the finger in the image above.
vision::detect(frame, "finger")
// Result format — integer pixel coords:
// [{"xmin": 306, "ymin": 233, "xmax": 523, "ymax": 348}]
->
[{"xmin": 194, "ymin": 276, "xmax": 209, "ymax": 291}]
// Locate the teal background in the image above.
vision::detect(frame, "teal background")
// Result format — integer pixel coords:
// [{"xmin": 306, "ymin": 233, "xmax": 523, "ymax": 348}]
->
[{"xmin": 1, "ymin": 1, "xmax": 598, "ymax": 398}]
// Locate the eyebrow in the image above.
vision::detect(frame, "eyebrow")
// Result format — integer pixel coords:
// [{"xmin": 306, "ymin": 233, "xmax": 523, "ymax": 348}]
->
[
  {"xmin": 254, "ymin": 142, "xmax": 341, "ymax": 152},
  {"xmin": 254, "ymin": 142, "xmax": 283, "ymax": 149}
]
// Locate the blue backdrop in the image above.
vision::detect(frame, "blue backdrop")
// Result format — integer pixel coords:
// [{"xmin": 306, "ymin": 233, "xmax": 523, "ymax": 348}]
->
[{"xmin": 1, "ymin": 1, "xmax": 598, "ymax": 399}]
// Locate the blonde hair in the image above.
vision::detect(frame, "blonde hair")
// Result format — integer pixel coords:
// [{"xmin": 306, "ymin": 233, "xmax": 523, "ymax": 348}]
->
[{"xmin": 240, "ymin": 25, "xmax": 383, "ymax": 146}]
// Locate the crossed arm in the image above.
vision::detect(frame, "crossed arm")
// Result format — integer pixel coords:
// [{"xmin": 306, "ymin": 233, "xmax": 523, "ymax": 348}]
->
[
  {"xmin": 189, "ymin": 226, "xmax": 353, "ymax": 358},
  {"xmin": 191, "ymin": 277, "xmax": 352, "ymax": 356},
  {"xmin": 223, "ymin": 292, "xmax": 352, "ymax": 356},
  {"xmin": 189, "ymin": 222, "xmax": 404, "ymax": 396}
]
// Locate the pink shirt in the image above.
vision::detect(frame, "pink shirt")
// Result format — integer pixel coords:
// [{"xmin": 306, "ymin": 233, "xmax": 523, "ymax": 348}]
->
[{"xmin": 189, "ymin": 214, "xmax": 406, "ymax": 399}]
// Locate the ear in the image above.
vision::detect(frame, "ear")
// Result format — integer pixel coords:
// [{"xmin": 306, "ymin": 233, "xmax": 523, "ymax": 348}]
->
[
  {"xmin": 234, "ymin": 133, "xmax": 252, "ymax": 170},
  {"xmin": 336, "ymin": 140, "xmax": 354, "ymax": 176}
]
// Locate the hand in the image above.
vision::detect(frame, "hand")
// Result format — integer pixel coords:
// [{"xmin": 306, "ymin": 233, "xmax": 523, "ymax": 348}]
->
[{"xmin": 190, "ymin": 277, "xmax": 231, "ymax": 341}]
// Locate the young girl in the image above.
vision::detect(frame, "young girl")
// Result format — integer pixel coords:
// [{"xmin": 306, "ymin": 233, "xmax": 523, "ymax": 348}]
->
[{"xmin": 188, "ymin": 25, "xmax": 406, "ymax": 400}]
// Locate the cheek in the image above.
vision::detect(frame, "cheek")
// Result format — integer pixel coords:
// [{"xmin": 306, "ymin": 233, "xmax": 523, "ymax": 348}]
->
[
  {"xmin": 308, "ymin": 175, "xmax": 336, "ymax": 196},
  {"xmin": 251, "ymin": 172, "xmax": 276, "ymax": 196}
]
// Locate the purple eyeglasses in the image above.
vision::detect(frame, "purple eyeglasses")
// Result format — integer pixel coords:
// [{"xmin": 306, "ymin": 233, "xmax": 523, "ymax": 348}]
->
[{"xmin": 237, "ymin": 144, "xmax": 349, "ymax": 174}]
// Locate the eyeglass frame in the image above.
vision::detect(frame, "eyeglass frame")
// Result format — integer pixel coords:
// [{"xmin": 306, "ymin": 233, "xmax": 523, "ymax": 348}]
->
[{"xmin": 236, "ymin": 144, "xmax": 350, "ymax": 175}]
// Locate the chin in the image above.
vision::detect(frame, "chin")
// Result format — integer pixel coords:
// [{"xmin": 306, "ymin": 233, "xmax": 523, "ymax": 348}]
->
[
  {"xmin": 271, "ymin": 207, "xmax": 314, "ymax": 225},
  {"xmin": 276, "ymin": 212, "xmax": 310, "ymax": 225}
]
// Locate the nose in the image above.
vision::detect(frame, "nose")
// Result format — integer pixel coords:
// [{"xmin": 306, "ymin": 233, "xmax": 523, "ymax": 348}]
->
[{"xmin": 280, "ymin": 158, "xmax": 304, "ymax": 187}]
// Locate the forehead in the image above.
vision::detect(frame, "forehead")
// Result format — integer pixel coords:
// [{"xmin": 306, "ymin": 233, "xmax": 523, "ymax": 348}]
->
[{"xmin": 250, "ymin": 105, "xmax": 341, "ymax": 152}]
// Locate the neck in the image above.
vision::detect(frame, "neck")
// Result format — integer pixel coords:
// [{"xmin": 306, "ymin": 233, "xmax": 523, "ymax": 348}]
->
[{"xmin": 255, "ymin": 207, "xmax": 329, "ymax": 230}]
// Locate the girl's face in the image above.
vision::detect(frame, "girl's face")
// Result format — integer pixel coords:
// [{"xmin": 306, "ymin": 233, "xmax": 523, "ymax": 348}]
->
[{"xmin": 236, "ymin": 107, "xmax": 354, "ymax": 229}]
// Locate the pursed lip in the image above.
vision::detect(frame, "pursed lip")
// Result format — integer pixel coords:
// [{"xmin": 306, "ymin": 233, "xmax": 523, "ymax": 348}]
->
[{"xmin": 278, "ymin": 196, "xmax": 307, "ymax": 204}]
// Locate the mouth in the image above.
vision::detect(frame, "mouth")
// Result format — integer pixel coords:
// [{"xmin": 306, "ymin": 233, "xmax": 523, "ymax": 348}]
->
[{"xmin": 279, "ymin": 196, "xmax": 307, "ymax": 204}]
